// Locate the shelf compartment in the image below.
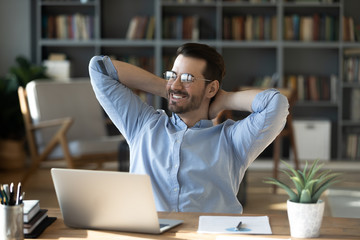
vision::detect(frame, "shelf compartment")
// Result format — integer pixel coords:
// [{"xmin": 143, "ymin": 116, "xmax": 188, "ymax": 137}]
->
[
  {"xmin": 101, "ymin": 0, "xmax": 155, "ymax": 39},
  {"xmin": 222, "ymin": 47, "xmax": 277, "ymax": 90},
  {"xmin": 284, "ymin": 48, "xmax": 339, "ymax": 76}
]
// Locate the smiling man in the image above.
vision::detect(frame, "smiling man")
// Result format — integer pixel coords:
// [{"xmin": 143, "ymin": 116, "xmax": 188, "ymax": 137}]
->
[{"xmin": 89, "ymin": 43, "xmax": 289, "ymax": 213}]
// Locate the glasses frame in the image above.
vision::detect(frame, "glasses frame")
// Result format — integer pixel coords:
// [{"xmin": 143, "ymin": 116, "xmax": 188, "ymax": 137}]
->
[{"xmin": 163, "ymin": 71, "xmax": 213, "ymax": 88}]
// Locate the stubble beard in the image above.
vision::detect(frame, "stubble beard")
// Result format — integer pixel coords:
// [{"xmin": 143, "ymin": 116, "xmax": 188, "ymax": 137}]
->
[{"xmin": 167, "ymin": 90, "xmax": 205, "ymax": 114}]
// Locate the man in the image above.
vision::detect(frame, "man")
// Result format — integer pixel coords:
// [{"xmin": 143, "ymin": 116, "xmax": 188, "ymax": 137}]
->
[{"xmin": 89, "ymin": 43, "xmax": 289, "ymax": 213}]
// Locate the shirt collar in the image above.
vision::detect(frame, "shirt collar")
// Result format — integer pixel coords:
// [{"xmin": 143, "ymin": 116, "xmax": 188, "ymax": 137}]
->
[{"xmin": 171, "ymin": 113, "xmax": 214, "ymax": 129}]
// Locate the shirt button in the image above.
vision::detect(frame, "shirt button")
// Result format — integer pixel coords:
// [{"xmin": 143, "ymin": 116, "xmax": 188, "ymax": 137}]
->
[
  {"xmin": 173, "ymin": 188, "xmax": 178, "ymax": 192},
  {"xmin": 174, "ymin": 164, "xmax": 179, "ymax": 168}
]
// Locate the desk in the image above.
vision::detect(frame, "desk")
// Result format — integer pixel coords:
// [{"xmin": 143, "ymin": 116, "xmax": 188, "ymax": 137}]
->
[{"xmin": 30, "ymin": 209, "xmax": 360, "ymax": 240}]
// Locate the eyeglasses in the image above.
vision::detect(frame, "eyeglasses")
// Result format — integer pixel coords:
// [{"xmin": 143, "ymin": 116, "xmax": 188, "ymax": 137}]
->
[{"xmin": 163, "ymin": 71, "xmax": 212, "ymax": 88}]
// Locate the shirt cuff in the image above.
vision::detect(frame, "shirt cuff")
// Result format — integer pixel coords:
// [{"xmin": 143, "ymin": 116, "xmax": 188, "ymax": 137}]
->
[{"xmin": 251, "ymin": 88, "xmax": 280, "ymax": 112}]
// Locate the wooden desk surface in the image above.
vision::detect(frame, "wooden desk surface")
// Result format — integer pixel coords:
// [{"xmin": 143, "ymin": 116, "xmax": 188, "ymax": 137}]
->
[{"xmin": 30, "ymin": 209, "xmax": 360, "ymax": 240}]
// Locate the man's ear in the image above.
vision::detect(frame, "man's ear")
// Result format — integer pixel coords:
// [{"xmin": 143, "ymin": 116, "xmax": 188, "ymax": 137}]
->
[{"xmin": 206, "ymin": 80, "xmax": 220, "ymax": 98}]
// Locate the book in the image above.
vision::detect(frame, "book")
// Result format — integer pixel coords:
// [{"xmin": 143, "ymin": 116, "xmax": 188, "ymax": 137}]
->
[
  {"xmin": 126, "ymin": 16, "xmax": 140, "ymax": 39},
  {"xmin": 300, "ymin": 16, "xmax": 313, "ymax": 41},
  {"xmin": 24, "ymin": 209, "xmax": 48, "ymax": 234},
  {"xmin": 24, "ymin": 217, "xmax": 57, "ymax": 239},
  {"xmin": 23, "ymin": 200, "xmax": 41, "ymax": 223},
  {"xmin": 146, "ymin": 16, "xmax": 155, "ymax": 40},
  {"xmin": 351, "ymin": 89, "xmax": 360, "ymax": 121}
]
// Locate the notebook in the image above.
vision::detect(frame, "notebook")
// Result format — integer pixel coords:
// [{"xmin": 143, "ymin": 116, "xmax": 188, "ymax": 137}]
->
[{"xmin": 51, "ymin": 168, "xmax": 183, "ymax": 234}]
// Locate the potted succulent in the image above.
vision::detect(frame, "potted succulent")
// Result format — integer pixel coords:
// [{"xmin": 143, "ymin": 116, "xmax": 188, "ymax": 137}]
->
[
  {"xmin": 0, "ymin": 56, "xmax": 48, "ymax": 169},
  {"xmin": 264, "ymin": 160, "xmax": 341, "ymax": 238}
]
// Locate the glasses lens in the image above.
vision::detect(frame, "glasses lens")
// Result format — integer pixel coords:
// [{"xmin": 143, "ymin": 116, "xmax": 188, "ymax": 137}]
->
[
  {"xmin": 164, "ymin": 71, "xmax": 176, "ymax": 81},
  {"xmin": 180, "ymin": 73, "xmax": 194, "ymax": 83}
]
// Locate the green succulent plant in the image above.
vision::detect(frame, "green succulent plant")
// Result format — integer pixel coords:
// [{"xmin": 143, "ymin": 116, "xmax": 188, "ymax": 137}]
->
[{"xmin": 264, "ymin": 160, "xmax": 341, "ymax": 203}]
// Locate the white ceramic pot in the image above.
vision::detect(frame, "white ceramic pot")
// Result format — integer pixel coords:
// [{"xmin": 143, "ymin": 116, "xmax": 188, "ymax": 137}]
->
[{"xmin": 287, "ymin": 199, "xmax": 325, "ymax": 238}]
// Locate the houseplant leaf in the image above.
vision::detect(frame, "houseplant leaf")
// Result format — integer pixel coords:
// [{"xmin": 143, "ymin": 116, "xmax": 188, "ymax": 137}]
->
[
  {"xmin": 264, "ymin": 177, "xmax": 299, "ymax": 202},
  {"xmin": 299, "ymin": 189, "xmax": 312, "ymax": 203}
]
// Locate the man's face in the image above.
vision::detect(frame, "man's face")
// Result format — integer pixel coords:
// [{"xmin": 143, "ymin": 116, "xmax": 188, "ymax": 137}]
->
[{"xmin": 166, "ymin": 55, "xmax": 208, "ymax": 115}]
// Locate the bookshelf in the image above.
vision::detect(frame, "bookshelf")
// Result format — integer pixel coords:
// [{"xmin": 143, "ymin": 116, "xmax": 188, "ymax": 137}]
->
[{"xmin": 33, "ymin": 0, "xmax": 360, "ymax": 161}]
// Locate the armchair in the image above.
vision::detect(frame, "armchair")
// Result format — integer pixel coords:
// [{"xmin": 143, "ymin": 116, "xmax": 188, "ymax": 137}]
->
[{"xmin": 18, "ymin": 79, "xmax": 125, "ymax": 183}]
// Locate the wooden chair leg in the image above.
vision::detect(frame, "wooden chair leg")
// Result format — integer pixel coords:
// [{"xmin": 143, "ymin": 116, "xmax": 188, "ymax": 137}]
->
[
  {"xmin": 273, "ymin": 136, "xmax": 281, "ymax": 194},
  {"xmin": 288, "ymin": 118, "xmax": 299, "ymax": 170}
]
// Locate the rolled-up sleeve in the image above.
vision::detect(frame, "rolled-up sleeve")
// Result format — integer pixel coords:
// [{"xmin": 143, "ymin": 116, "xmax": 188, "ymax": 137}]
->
[
  {"xmin": 233, "ymin": 89, "xmax": 289, "ymax": 167},
  {"xmin": 89, "ymin": 56, "xmax": 155, "ymax": 142}
]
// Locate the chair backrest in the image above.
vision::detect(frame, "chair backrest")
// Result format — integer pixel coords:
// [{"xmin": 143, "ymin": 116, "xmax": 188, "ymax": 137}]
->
[{"xmin": 26, "ymin": 79, "xmax": 107, "ymax": 146}]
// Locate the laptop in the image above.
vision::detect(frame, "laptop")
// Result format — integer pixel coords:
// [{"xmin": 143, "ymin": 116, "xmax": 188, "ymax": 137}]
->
[{"xmin": 51, "ymin": 168, "xmax": 183, "ymax": 234}]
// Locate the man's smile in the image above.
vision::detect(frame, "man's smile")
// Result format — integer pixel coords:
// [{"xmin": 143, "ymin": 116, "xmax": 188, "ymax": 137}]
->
[{"xmin": 169, "ymin": 91, "xmax": 188, "ymax": 102}]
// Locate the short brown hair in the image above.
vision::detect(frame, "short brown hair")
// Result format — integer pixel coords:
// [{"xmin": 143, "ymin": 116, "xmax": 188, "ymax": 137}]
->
[{"xmin": 176, "ymin": 43, "xmax": 225, "ymax": 86}]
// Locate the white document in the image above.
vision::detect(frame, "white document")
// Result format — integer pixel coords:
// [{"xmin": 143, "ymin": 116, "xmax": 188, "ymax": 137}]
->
[
  {"xmin": 217, "ymin": 237, "xmax": 290, "ymax": 240},
  {"xmin": 198, "ymin": 216, "xmax": 272, "ymax": 234}
]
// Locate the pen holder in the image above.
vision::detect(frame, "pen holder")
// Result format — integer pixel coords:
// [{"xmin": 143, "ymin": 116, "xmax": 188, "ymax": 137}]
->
[{"xmin": 0, "ymin": 204, "xmax": 24, "ymax": 240}]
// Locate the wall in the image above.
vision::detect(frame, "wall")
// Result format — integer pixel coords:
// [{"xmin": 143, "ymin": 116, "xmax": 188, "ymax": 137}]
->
[{"xmin": 0, "ymin": 0, "xmax": 31, "ymax": 76}]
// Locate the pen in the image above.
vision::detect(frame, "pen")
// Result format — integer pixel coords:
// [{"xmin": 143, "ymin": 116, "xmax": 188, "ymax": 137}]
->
[
  {"xmin": 0, "ymin": 188, "xmax": 3, "ymax": 204},
  {"xmin": 3, "ymin": 184, "xmax": 9, "ymax": 202},
  {"xmin": 19, "ymin": 192, "xmax": 25, "ymax": 204},
  {"xmin": 16, "ymin": 182, "xmax": 21, "ymax": 205},
  {"xmin": 235, "ymin": 221, "xmax": 242, "ymax": 231},
  {"xmin": 9, "ymin": 182, "xmax": 15, "ymax": 205},
  {"xmin": 1, "ymin": 185, "xmax": 8, "ymax": 205}
]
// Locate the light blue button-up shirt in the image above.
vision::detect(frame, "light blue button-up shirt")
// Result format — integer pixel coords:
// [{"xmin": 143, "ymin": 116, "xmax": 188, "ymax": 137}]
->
[{"xmin": 89, "ymin": 55, "xmax": 289, "ymax": 213}]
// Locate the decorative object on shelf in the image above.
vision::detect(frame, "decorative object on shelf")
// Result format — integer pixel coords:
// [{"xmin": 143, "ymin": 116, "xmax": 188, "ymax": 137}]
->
[
  {"xmin": 264, "ymin": 160, "xmax": 341, "ymax": 238},
  {"xmin": 43, "ymin": 53, "xmax": 72, "ymax": 81}
]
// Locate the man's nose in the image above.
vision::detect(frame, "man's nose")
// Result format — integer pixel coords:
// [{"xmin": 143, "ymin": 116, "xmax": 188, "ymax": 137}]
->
[{"xmin": 170, "ymin": 76, "xmax": 183, "ymax": 89}]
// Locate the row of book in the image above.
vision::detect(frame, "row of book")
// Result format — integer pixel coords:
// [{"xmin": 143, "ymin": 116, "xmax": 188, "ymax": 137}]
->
[
  {"xmin": 283, "ymin": 14, "xmax": 338, "ymax": 41},
  {"xmin": 345, "ymin": 132, "xmax": 360, "ymax": 160},
  {"xmin": 286, "ymin": 74, "xmax": 337, "ymax": 102},
  {"xmin": 126, "ymin": 16, "xmax": 155, "ymax": 40},
  {"xmin": 23, "ymin": 200, "xmax": 56, "ymax": 238},
  {"xmin": 223, "ymin": 15, "xmax": 277, "ymax": 41},
  {"xmin": 343, "ymin": 16, "xmax": 360, "ymax": 42},
  {"xmin": 42, "ymin": 14, "xmax": 94, "ymax": 40},
  {"xmin": 162, "ymin": 15, "xmax": 200, "ymax": 40}
]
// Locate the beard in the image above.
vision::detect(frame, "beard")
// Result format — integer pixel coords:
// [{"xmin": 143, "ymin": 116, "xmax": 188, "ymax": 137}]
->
[{"xmin": 167, "ymin": 89, "xmax": 205, "ymax": 114}]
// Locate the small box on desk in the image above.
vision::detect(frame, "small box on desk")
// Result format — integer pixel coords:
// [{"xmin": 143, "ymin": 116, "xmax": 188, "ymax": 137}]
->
[{"xmin": 293, "ymin": 120, "xmax": 331, "ymax": 161}]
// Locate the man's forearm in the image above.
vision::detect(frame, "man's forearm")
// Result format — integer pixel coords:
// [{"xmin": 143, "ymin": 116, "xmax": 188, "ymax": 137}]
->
[
  {"xmin": 111, "ymin": 59, "xmax": 167, "ymax": 98},
  {"xmin": 225, "ymin": 89, "xmax": 262, "ymax": 112},
  {"xmin": 209, "ymin": 89, "xmax": 262, "ymax": 119}
]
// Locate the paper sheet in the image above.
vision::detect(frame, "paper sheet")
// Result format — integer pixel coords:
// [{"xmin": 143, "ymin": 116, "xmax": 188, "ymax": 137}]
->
[
  {"xmin": 217, "ymin": 237, "xmax": 290, "ymax": 240},
  {"xmin": 197, "ymin": 216, "xmax": 272, "ymax": 234}
]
